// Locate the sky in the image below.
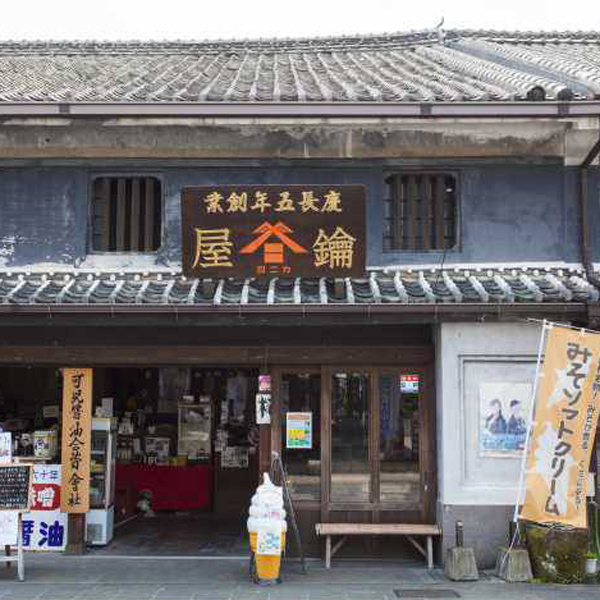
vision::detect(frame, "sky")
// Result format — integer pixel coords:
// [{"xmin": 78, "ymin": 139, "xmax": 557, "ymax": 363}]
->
[{"xmin": 2, "ymin": 0, "xmax": 600, "ymax": 41}]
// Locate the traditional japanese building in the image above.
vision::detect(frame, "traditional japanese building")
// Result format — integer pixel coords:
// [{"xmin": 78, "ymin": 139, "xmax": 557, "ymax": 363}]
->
[{"xmin": 0, "ymin": 28, "xmax": 599, "ymax": 567}]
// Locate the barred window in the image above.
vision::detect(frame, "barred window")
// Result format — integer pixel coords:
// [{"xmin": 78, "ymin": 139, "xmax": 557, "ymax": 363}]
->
[
  {"xmin": 383, "ymin": 173, "xmax": 457, "ymax": 251},
  {"xmin": 91, "ymin": 176, "xmax": 162, "ymax": 252}
]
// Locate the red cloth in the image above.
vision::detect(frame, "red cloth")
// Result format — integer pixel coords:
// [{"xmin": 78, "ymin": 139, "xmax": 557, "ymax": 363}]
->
[{"xmin": 116, "ymin": 464, "xmax": 212, "ymax": 511}]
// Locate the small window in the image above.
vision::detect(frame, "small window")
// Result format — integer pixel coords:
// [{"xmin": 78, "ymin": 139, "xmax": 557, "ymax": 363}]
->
[
  {"xmin": 383, "ymin": 173, "xmax": 457, "ymax": 251},
  {"xmin": 91, "ymin": 176, "xmax": 162, "ymax": 252}
]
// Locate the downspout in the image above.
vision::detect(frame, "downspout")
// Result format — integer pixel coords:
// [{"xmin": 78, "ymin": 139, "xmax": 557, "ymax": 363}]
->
[{"xmin": 579, "ymin": 122, "xmax": 600, "ymax": 292}]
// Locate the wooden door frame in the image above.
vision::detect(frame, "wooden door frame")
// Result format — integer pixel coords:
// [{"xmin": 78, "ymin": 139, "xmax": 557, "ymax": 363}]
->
[
  {"xmin": 321, "ymin": 364, "xmax": 437, "ymax": 524},
  {"xmin": 266, "ymin": 361, "xmax": 437, "ymax": 525}
]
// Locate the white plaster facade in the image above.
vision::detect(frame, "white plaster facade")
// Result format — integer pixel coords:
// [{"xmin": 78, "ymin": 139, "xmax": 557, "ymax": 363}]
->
[{"xmin": 436, "ymin": 321, "xmax": 542, "ymax": 507}]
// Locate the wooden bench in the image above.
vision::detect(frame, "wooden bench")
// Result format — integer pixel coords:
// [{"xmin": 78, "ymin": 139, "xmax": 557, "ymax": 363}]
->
[{"xmin": 315, "ymin": 523, "xmax": 441, "ymax": 570}]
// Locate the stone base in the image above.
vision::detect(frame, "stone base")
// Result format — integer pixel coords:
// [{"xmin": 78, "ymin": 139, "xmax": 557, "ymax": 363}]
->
[
  {"xmin": 495, "ymin": 546, "xmax": 533, "ymax": 582},
  {"xmin": 444, "ymin": 547, "xmax": 479, "ymax": 581}
]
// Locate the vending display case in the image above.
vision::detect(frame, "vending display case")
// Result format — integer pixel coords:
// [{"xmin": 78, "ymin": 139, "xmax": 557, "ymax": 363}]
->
[
  {"xmin": 178, "ymin": 403, "xmax": 212, "ymax": 462},
  {"xmin": 86, "ymin": 417, "xmax": 117, "ymax": 545}
]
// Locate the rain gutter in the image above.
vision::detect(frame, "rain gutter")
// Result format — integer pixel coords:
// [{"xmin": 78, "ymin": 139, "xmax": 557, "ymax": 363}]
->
[
  {"xmin": 579, "ymin": 118, "xmax": 600, "ymax": 291},
  {"xmin": 0, "ymin": 302, "xmax": 585, "ymax": 318},
  {"xmin": 2, "ymin": 101, "xmax": 600, "ymax": 118}
]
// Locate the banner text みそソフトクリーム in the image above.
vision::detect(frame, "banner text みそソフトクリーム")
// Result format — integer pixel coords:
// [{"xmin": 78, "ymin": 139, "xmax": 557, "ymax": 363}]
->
[{"xmin": 520, "ymin": 325, "xmax": 600, "ymax": 528}]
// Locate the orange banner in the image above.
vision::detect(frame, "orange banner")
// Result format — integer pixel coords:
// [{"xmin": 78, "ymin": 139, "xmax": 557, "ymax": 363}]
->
[
  {"xmin": 521, "ymin": 325, "xmax": 600, "ymax": 527},
  {"xmin": 60, "ymin": 368, "xmax": 92, "ymax": 513}
]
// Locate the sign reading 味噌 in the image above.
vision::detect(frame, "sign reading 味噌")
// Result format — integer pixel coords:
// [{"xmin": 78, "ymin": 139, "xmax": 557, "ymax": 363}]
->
[{"xmin": 181, "ymin": 185, "xmax": 366, "ymax": 279}]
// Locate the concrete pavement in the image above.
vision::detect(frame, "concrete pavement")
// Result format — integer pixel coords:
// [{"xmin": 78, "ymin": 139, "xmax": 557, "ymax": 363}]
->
[{"xmin": 0, "ymin": 554, "xmax": 598, "ymax": 600}]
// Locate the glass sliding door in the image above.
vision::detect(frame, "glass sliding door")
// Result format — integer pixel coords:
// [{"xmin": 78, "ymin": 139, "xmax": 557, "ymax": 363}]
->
[
  {"xmin": 330, "ymin": 371, "xmax": 371, "ymax": 502},
  {"xmin": 280, "ymin": 372, "xmax": 321, "ymax": 501},
  {"xmin": 379, "ymin": 372, "xmax": 422, "ymax": 507}
]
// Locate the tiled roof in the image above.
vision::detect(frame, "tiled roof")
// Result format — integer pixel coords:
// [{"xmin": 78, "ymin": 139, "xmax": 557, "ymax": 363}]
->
[
  {"xmin": 1, "ymin": 30, "xmax": 600, "ymax": 103},
  {"xmin": 0, "ymin": 267, "xmax": 596, "ymax": 307}
]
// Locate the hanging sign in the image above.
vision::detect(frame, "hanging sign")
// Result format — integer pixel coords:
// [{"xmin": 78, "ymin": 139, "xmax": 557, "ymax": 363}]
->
[
  {"xmin": 400, "ymin": 375, "xmax": 420, "ymax": 394},
  {"xmin": 256, "ymin": 393, "xmax": 271, "ymax": 425},
  {"xmin": 0, "ymin": 432, "xmax": 12, "ymax": 464},
  {"xmin": 60, "ymin": 368, "xmax": 92, "ymax": 513},
  {"xmin": 520, "ymin": 325, "xmax": 600, "ymax": 528},
  {"xmin": 286, "ymin": 412, "xmax": 312, "ymax": 449},
  {"xmin": 181, "ymin": 185, "xmax": 366, "ymax": 279}
]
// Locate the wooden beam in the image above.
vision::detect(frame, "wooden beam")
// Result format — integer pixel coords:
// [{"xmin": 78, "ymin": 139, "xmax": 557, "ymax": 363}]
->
[{"xmin": 0, "ymin": 345, "xmax": 434, "ymax": 366}]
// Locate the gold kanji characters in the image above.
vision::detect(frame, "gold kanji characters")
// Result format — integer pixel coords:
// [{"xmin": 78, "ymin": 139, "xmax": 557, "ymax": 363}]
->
[
  {"xmin": 321, "ymin": 190, "xmax": 343, "ymax": 212},
  {"xmin": 275, "ymin": 191, "xmax": 296, "ymax": 212},
  {"xmin": 226, "ymin": 192, "xmax": 248, "ymax": 213},
  {"xmin": 250, "ymin": 191, "xmax": 272, "ymax": 213},
  {"xmin": 192, "ymin": 228, "xmax": 234, "ymax": 268},
  {"xmin": 299, "ymin": 191, "xmax": 320, "ymax": 212},
  {"xmin": 204, "ymin": 192, "xmax": 224, "ymax": 213},
  {"xmin": 313, "ymin": 226, "xmax": 356, "ymax": 269}
]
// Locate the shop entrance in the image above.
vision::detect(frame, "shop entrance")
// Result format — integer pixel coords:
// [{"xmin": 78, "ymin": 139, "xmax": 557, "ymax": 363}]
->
[
  {"xmin": 272, "ymin": 365, "xmax": 436, "ymax": 558},
  {"xmin": 94, "ymin": 366, "xmax": 260, "ymax": 556}
]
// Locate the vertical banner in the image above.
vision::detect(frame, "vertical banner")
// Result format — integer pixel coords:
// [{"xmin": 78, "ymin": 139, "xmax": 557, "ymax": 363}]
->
[
  {"xmin": 60, "ymin": 368, "xmax": 92, "ymax": 513},
  {"xmin": 520, "ymin": 325, "xmax": 600, "ymax": 527}
]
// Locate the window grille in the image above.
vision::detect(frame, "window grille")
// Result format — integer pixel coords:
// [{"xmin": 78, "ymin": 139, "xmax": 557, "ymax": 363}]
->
[
  {"xmin": 91, "ymin": 176, "xmax": 162, "ymax": 252},
  {"xmin": 383, "ymin": 174, "xmax": 457, "ymax": 251}
]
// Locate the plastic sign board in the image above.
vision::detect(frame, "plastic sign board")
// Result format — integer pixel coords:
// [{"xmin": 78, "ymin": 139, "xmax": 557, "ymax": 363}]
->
[
  {"xmin": 181, "ymin": 185, "xmax": 366, "ymax": 279},
  {"xmin": 286, "ymin": 412, "xmax": 312, "ymax": 449},
  {"xmin": 31, "ymin": 464, "xmax": 61, "ymax": 511},
  {"xmin": 400, "ymin": 375, "xmax": 420, "ymax": 394}
]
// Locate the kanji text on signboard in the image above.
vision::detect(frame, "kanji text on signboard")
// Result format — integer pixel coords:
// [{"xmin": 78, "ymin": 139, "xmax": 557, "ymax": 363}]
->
[{"xmin": 181, "ymin": 185, "xmax": 366, "ymax": 278}]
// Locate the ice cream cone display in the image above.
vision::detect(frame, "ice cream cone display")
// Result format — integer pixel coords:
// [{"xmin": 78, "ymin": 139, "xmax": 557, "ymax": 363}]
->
[{"xmin": 247, "ymin": 473, "xmax": 287, "ymax": 584}]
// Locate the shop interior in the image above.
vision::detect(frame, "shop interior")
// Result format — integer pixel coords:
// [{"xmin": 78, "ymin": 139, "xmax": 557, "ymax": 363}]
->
[
  {"xmin": 0, "ymin": 365, "xmax": 263, "ymax": 556},
  {"xmin": 1, "ymin": 364, "xmax": 427, "ymax": 559}
]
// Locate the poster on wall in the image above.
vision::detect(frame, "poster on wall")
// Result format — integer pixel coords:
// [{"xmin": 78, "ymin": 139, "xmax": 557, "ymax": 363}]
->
[
  {"xmin": 221, "ymin": 446, "xmax": 249, "ymax": 469},
  {"xmin": 286, "ymin": 412, "xmax": 312, "ymax": 449},
  {"xmin": 479, "ymin": 382, "xmax": 532, "ymax": 457}
]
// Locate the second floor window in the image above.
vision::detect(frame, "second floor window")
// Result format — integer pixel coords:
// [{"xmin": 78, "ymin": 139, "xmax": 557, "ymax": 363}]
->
[
  {"xmin": 91, "ymin": 176, "xmax": 162, "ymax": 252},
  {"xmin": 383, "ymin": 173, "xmax": 457, "ymax": 251}
]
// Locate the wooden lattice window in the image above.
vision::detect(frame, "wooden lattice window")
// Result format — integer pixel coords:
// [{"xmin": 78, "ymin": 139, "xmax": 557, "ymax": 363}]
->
[
  {"xmin": 91, "ymin": 176, "xmax": 162, "ymax": 252},
  {"xmin": 383, "ymin": 173, "xmax": 457, "ymax": 251}
]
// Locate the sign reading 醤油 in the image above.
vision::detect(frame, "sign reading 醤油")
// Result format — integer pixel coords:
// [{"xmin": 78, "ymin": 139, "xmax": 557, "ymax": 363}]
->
[{"xmin": 181, "ymin": 185, "xmax": 366, "ymax": 278}]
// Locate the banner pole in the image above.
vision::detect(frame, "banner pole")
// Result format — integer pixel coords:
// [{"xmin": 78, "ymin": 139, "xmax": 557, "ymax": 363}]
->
[{"xmin": 513, "ymin": 319, "xmax": 549, "ymax": 523}]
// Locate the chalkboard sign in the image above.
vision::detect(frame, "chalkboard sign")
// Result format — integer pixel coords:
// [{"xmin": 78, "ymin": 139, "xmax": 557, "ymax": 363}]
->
[{"xmin": 0, "ymin": 464, "xmax": 32, "ymax": 511}]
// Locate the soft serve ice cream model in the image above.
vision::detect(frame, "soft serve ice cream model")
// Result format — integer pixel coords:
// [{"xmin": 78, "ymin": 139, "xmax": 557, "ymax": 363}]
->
[{"xmin": 247, "ymin": 473, "xmax": 287, "ymax": 583}]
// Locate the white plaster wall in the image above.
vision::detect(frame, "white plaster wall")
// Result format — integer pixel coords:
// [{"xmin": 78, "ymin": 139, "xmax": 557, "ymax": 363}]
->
[{"xmin": 436, "ymin": 321, "xmax": 542, "ymax": 506}]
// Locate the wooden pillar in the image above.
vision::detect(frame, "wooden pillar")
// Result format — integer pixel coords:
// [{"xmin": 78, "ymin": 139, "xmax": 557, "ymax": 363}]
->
[
  {"xmin": 258, "ymin": 369, "xmax": 273, "ymax": 479},
  {"xmin": 65, "ymin": 514, "xmax": 85, "ymax": 554}
]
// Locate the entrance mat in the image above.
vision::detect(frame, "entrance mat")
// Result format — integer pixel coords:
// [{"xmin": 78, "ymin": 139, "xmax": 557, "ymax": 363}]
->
[{"xmin": 394, "ymin": 590, "xmax": 460, "ymax": 599}]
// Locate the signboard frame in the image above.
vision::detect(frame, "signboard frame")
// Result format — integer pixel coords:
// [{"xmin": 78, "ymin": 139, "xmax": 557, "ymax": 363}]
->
[
  {"xmin": 0, "ymin": 464, "xmax": 33, "ymax": 511},
  {"xmin": 181, "ymin": 184, "xmax": 366, "ymax": 279}
]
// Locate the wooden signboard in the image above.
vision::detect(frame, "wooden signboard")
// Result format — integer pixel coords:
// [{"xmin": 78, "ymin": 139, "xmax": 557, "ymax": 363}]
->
[
  {"xmin": 181, "ymin": 185, "xmax": 366, "ymax": 279},
  {"xmin": 60, "ymin": 368, "xmax": 92, "ymax": 513},
  {"xmin": 0, "ymin": 464, "xmax": 32, "ymax": 511}
]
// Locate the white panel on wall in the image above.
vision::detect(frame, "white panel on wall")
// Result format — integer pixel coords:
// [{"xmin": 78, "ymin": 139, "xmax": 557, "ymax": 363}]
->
[{"xmin": 437, "ymin": 322, "xmax": 541, "ymax": 506}]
